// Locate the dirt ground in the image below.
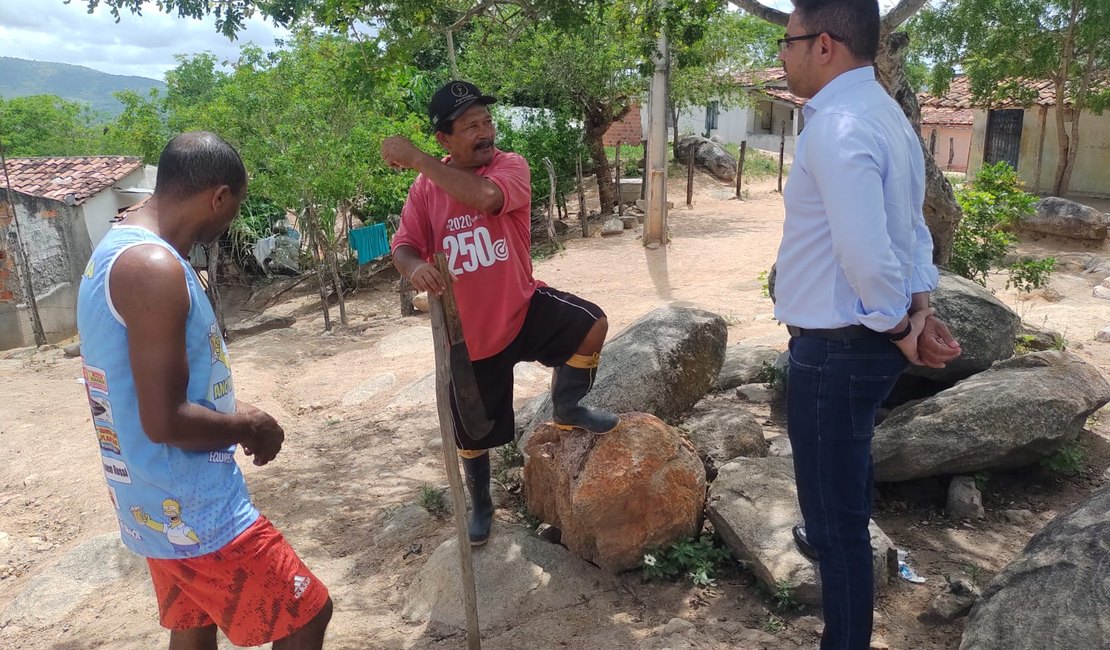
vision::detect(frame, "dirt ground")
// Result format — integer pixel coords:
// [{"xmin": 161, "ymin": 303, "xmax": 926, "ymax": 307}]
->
[{"xmin": 2, "ymin": 173, "xmax": 1109, "ymax": 650}]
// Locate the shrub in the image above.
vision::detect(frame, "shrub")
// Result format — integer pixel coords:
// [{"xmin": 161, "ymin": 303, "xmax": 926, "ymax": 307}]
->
[
  {"xmin": 1041, "ymin": 440, "xmax": 1085, "ymax": 477},
  {"xmin": 1006, "ymin": 257, "xmax": 1057, "ymax": 292},
  {"xmin": 417, "ymin": 484, "xmax": 449, "ymax": 517},
  {"xmin": 494, "ymin": 109, "xmax": 586, "ymax": 204},
  {"xmin": 950, "ymin": 162, "xmax": 1038, "ymax": 286},
  {"xmin": 641, "ymin": 535, "xmax": 733, "ymax": 587}
]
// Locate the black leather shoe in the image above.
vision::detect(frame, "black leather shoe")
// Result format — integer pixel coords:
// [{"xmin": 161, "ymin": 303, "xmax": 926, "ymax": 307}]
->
[{"xmin": 793, "ymin": 524, "xmax": 819, "ymax": 561}]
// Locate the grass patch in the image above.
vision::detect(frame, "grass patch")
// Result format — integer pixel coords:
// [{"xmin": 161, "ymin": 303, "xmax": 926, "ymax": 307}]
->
[{"xmin": 417, "ymin": 484, "xmax": 449, "ymax": 517}]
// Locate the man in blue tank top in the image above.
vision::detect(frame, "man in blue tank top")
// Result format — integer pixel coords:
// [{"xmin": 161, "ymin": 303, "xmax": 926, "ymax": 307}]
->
[{"xmin": 77, "ymin": 132, "xmax": 332, "ymax": 649}]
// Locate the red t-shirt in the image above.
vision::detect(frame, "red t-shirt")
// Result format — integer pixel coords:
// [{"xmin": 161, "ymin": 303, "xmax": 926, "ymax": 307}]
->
[{"xmin": 392, "ymin": 149, "xmax": 541, "ymax": 360}]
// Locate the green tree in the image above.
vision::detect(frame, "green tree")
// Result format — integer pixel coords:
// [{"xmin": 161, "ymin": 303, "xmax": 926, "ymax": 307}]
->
[
  {"xmin": 913, "ymin": 0, "xmax": 1110, "ymax": 197},
  {"xmin": 0, "ymin": 95, "xmax": 103, "ymax": 156},
  {"xmin": 668, "ymin": 8, "xmax": 780, "ymax": 146},
  {"xmin": 100, "ymin": 89, "xmax": 170, "ymax": 163}
]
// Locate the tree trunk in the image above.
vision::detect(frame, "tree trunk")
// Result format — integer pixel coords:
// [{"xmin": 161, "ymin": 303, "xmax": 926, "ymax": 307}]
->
[
  {"xmin": 204, "ymin": 242, "xmax": 227, "ymax": 337},
  {"xmin": 875, "ymin": 31, "xmax": 961, "ymax": 267},
  {"xmin": 583, "ymin": 105, "xmax": 620, "ymax": 215}
]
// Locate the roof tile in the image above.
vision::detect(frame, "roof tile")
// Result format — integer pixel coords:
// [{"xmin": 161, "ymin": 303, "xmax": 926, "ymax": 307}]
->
[{"xmin": 2, "ymin": 156, "xmax": 143, "ymax": 204}]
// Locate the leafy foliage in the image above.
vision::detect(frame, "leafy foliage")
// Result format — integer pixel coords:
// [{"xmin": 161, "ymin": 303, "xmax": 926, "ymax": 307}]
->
[
  {"xmin": 949, "ymin": 162, "xmax": 1037, "ymax": 285},
  {"xmin": 640, "ymin": 535, "xmax": 733, "ymax": 587},
  {"xmin": 495, "ymin": 110, "xmax": 587, "ymax": 202},
  {"xmin": 1041, "ymin": 440, "xmax": 1085, "ymax": 477},
  {"xmin": 417, "ymin": 484, "xmax": 449, "ymax": 517},
  {"xmin": 0, "ymin": 95, "xmax": 105, "ymax": 156},
  {"xmin": 1006, "ymin": 257, "xmax": 1057, "ymax": 293}
]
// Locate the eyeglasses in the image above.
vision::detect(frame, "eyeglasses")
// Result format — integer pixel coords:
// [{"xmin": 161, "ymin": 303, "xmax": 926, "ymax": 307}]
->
[{"xmin": 777, "ymin": 31, "xmax": 844, "ymax": 53}]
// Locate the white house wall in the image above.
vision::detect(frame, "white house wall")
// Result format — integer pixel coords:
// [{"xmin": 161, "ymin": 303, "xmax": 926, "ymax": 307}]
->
[{"xmin": 82, "ymin": 166, "xmax": 153, "ymax": 247}]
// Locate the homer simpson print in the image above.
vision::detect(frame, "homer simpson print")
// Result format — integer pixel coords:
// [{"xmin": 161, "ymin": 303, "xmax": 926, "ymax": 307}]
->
[{"xmin": 131, "ymin": 498, "xmax": 201, "ymax": 555}]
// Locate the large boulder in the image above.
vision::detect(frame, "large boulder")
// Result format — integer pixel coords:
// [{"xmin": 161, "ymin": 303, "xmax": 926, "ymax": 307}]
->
[
  {"xmin": 707, "ymin": 457, "xmax": 894, "ymax": 605},
  {"xmin": 681, "ymin": 406, "xmax": 768, "ymax": 466},
  {"xmin": 714, "ymin": 343, "xmax": 781, "ymax": 391},
  {"xmin": 874, "ymin": 351, "xmax": 1110, "ymax": 481},
  {"xmin": 1019, "ymin": 197, "xmax": 1109, "ymax": 241},
  {"xmin": 523, "ymin": 413, "xmax": 706, "ymax": 573},
  {"xmin": 2, "ymin": 533, "xmax": 146, "ymax": 628},
  {"xmin": 402, "ymin": 525, "xmax": 609, "ymax": 631},
  {"xmin": 959, "ymin": 485, "xmax": 1110, "ymax": 649},
  {"xmin": 520, "ymin": 307, "xmax": 727, "ymax": 443},
  {"xmin": 675, "ymin": 135, "xmax": 737, "ymax": 182},
  {"xmin": 905, "ymin": 271, "xmax": 1021, "ymax": 384}
]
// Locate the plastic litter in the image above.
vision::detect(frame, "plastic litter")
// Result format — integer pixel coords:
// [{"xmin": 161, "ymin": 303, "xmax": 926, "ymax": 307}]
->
[{"xmin": 896, "ymin": 549, "xmax": 926, "ymax": 584}]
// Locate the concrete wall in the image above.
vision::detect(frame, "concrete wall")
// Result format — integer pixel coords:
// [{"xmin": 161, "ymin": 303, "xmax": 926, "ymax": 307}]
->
[
  {"xmin": 672, "ymin": 102, "xmax": 754, "ymax": 144},
  {"xmin": 83, "ymin": 166, "xmax": 154, "ymax": 247},
  {"xmin": 968, "ymin": 106, "xmax": 1110, "ymax": 197},
  {"xmin": 922, "ymin": 125, "xmax": 972, "ymax": 172},
  {"xmin": 0, "ymin": 192, "xmax": 93, "ymax": 349}
]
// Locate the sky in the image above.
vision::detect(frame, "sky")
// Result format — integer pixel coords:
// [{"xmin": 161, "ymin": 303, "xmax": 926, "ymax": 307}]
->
[
  {"xmin": 0, "ymin": 0, "xmax": 902, "ymax": 83},
  {"xmin": 0, "ymin": 0, "xmax": 291, "ymax": 81}
]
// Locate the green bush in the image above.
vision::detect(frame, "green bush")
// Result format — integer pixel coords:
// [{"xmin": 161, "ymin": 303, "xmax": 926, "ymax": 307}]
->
[
  {"xmin": 1041, "ymin": 440, "xmax": 1085, "ymax": 477},
  {"xmin": 641, "ymin": 535, "xmax": 733, "ymax": 587},
  {"xmin": 494, "ymin": 109, "xmax": 587, "ymax": 205},
  {"xmin": 950, "ymin": 162, "xmax": 1038, "ymax": 286},
  {"xmin": 1006, "ymin": 257, "xmax": 1057, "ymax": 292}
]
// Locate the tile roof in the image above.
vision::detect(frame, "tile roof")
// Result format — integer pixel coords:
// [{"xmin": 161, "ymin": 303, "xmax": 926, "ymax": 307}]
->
[
  {"xmin": 918, "ymin": 75, "xmax": 1058, "ymax": 109},
  {"xmin": 2, "ymin": 156, "xmax": 143, "ymax": 204},
  {"xmin": 761, "ymin": 87, "xmax": 808, "ymax": 108},
  {"xmin": 921, "ymin": 106, "xmax": 974, "ymax": 127},
  {"xmin": 735, "ymin": 67, "xmax": 788, "ymax": 87}
]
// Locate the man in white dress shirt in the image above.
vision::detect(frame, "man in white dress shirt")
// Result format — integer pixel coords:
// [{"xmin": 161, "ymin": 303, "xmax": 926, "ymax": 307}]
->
[{"xmin": 773, "ymin": 1, "xmax": 961, "ymax": 648}]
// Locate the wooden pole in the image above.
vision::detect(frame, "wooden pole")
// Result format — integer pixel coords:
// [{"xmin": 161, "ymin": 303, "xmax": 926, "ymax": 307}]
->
[
  {"xmin": 686, "ymin": 149, "xmax": 694, "ymax": 207},
  {"xmin": 542, "ymin": 157, "xmax": 561, "ymax": 249},
  {"xmin": 429, "ymin": 253, "xmax": 482, "ymax": 650},
  {"xmin": 777, "ymin": 121, "xmax": 786, "ymax": 193},
  {"xmin": 204, "ymin": 242, "xmax": 227, "ymax": 337},
  {"xmin": 575, "ymin": 155, "xmax": 588, "ymax": 237},
  {"xmin": 0, "ymin": 140, "xmax": 47, "ymax": 346},
  {"xmin": 304, "ymin": 207, "xmax": 332, "ymax": 331},
  {"xmin": 615, "ymin": 141, "xmax": 624, "ymax": 216},
  {"xmin": 736, "ymin": 141, "xmax": 747, "ymax": 199},
  {"xmin": 399, "ymin": 275, "xmax": 415, "ymax": 317}
]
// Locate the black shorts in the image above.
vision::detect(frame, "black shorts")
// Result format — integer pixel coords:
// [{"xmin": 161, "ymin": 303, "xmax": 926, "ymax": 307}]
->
[{"xmin": 449, "ymin": 286, "xmax": 605, "ymax": 450}]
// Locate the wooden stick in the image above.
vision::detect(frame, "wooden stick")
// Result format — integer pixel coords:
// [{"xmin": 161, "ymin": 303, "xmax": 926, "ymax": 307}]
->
[
  {"xmin": 542, "ymin": 157, "xmax": 561, "ymax": 249},
  {"xmin": 576, "ymin": 155, "xmax": 588, "ymax": 237},
  {"xmin": 615, "ymin": 141, "xmax": 624, "ymax": 216},
  {"xmin": 428, "ymin": 254, "xmax": 482, "ymax": 650},
  {"xmin": 686, "ymin": 148, "xmax": 694, "ymax": 207},
  {"xmin": 736, "ymin": 141, "xmax": 746, "ymax": 199},
  {"xmin": 778, "ymin": 121, "xmax": 786, "ymax": 193}
]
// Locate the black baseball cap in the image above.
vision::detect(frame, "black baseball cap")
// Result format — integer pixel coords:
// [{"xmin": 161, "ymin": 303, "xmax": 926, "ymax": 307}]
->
[{"xmin": 428, "ymin": 80, "xmax": 497, "ymax": 131}]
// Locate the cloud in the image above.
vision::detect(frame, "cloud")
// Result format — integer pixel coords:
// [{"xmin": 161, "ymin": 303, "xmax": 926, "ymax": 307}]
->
[{"xmin": 0, "ymin": 0, "xmax": 290, "ymax": 81}]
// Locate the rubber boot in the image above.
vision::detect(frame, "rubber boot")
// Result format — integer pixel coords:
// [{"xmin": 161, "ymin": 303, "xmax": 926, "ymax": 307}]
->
[
  {"xmin": 461, "ymin": 453, "xmax": 493, "ymax": 546},
  {"xmin": 551, "ymin": 353, "xmax": 619, "ymax": 434}
]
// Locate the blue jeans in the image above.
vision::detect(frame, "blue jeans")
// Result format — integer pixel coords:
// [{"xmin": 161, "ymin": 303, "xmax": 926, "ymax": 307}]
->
[{"xmin": 786, "ymin": 334, "xmax": 906, "ymax": 650}]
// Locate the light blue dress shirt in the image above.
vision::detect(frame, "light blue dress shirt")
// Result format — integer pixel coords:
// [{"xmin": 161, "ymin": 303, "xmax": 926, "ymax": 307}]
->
[{"xmin": 774, "ymin": 66, "xmax": 938, "ymax": 332}]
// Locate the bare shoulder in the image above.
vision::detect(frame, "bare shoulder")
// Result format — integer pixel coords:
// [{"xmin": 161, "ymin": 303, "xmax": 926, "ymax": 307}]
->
[{"xmin": 110, "ymin": 244, "xmax": 189, "ymax": 318}]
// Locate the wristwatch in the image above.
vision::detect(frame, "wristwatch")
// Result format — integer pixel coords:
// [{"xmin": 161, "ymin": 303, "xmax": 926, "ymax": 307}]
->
[{"xmin": 887, "ymin": 320, "xmax": 913, "ymax": 341}]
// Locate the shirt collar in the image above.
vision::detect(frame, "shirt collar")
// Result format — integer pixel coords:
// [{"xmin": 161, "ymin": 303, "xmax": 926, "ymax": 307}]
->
[{"xmin": 802, "ymin": 65, "xmax": 876, "ymax": 120}]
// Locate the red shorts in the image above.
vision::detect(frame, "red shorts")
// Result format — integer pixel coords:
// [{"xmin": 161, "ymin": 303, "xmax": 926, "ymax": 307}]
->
[{"xmin": 146, "ymin": 515, "xmax": 329, "ymax": 646}]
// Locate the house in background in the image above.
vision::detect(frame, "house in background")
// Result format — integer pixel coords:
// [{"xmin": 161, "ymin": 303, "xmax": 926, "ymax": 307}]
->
[
  {"xmin": 918, "ymin": 104, "xmax": 974, "ymax": 173},
  {"xmin": 918, "ymin": 75, "xmax": 1110, "ymax": 197},
  {"xmin": 0, "ymin": 156, "xmax": 156, "ymax": 350},
  {"xmin": 623, "ymin": 68, "xmax": 808, "ymax": 155}
]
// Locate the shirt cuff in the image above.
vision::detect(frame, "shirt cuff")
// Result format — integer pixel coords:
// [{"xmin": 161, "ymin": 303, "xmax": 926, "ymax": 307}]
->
[{"xmin": 910, "ymin": 264, "xmax": 940, "ymax": 294}]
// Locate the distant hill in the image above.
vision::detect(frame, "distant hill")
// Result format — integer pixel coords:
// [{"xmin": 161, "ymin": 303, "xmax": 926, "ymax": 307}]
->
[{"xmin": 0, "ymin": 57, "xmax": 166, "ymax": 118}]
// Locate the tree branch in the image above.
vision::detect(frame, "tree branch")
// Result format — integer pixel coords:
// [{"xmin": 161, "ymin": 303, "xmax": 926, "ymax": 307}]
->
[
  {"xmin": 726, "ymin": 0, "xmax": 788, "ymax": 27},
  {"xmin": 880, "ymin": 0, "xmax": 930, "ymax": 32}
]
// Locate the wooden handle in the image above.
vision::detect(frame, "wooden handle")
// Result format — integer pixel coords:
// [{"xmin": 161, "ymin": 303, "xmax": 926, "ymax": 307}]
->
[{"xmin": 433, "ymin": 253, "xmax": 465, "ymax": 344}]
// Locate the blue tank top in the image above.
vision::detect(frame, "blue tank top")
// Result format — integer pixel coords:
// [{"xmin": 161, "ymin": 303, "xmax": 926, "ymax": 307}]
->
[{"xmin": 76, "ymin": 226, "xmax": 258, "ymax": 559}]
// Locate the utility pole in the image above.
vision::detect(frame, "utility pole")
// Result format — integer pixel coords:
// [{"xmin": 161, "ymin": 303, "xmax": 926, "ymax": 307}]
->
[
  {"xmin": 0, "ymin": 139, "xmax": 47, "ymax": 346},
  {"xmin": 643, "ymin": 0, "xmax": 669, "ymax": 247}
]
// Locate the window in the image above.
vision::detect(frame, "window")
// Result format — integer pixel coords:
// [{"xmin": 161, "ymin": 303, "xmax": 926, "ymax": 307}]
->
[{"xmin": 704, "ymin": 101, "xmax": 719, "ymax": 133}]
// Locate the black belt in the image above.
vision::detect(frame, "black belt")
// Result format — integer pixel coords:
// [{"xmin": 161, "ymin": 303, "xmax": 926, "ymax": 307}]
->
[{"xmin": 786, "ymin": 324, "xmax": 877, "ymax": 340}]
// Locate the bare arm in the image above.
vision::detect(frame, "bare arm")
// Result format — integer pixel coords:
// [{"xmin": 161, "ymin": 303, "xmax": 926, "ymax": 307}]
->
[
  {"xmin": 393, "ymin": 243, "xmax": 452, "ymax": 296},
  {"xmin": 381, "ymin": 136, "xmax": 504, "ymax": 214},
  {"xmin": 111, "ymin": 245, "xmax": 283, "ymax": 465}
]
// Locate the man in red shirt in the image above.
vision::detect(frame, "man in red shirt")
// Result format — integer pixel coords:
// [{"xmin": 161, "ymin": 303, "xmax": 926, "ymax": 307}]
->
[{"xmin": 383, "ymin": 80, "xmax": 619, "ymax": 546}]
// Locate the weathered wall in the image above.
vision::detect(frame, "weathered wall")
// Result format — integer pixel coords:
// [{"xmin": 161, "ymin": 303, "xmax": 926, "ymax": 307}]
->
[
  {"xmin": 968, "ymin": 107, "xmax": 1110, "ymax": 197},
  {"xmin": 922, "ymin": 125, "xmax": 972, "ymax": 173},
  {"xmin": 603, "ymin": 103, "xmax": 644, "ymax": 147},
  {"xmin": 82, "ymin": 166, "xmax": 154, "ymax": 247},
  {"xmin": 0, "ymin": 192, "xmax": 92, "ymax": 349}
]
